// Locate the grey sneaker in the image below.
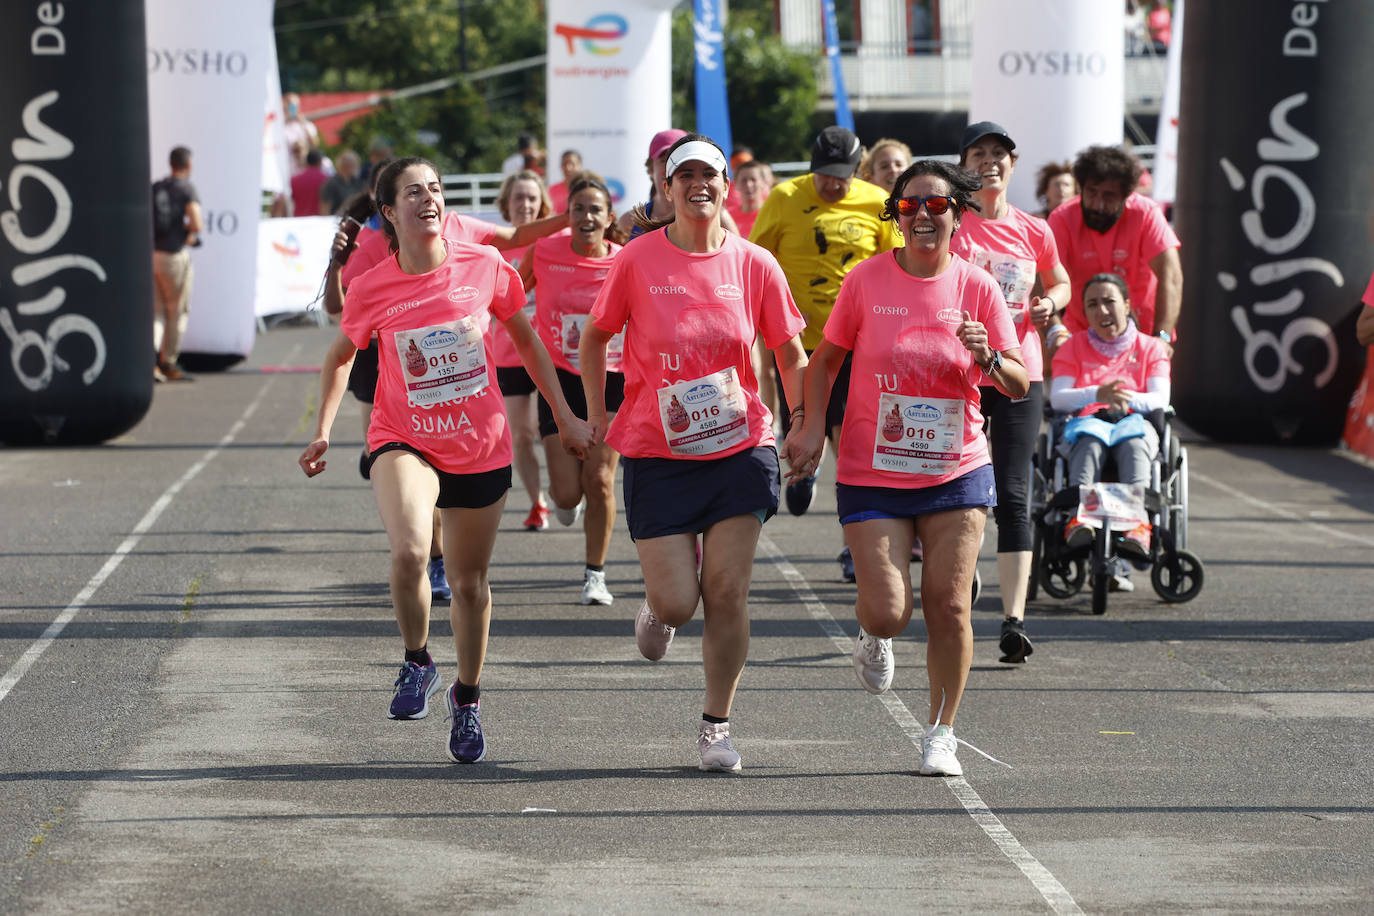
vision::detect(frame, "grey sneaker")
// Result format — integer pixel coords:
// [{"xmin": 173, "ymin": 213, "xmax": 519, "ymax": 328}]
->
[
  {"xmin": 697, "ymin": 720, "xmax": 742, "ymax": 772},
  {"xmin": 852, "ymin": 627, "xmax": 894, "ymax": 694},
  {"xmin": 634, "ymin": 600, "xmax": 675, "ymax": 661},
  {"xmin": 581, "ymin": 568, "xmax": 613, "ymax": 606}
]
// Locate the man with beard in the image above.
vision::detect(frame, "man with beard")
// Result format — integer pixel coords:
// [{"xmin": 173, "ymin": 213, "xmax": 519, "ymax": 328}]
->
[{"xmin": 1047, "ymin": 145, "xmax": 1182, "ymax": 349}]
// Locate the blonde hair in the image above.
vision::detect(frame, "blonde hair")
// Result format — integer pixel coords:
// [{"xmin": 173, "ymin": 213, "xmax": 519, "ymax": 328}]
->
[
  {"xmin": 496, "ymin": 170, "xmax": 551, "ymax": 223},
  {"xmin": 857, "ymin": 139, "xmax": 913, "ymax": 184}
]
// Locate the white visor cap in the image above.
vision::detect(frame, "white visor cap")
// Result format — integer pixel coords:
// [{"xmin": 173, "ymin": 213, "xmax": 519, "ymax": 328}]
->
[{"xmin": 665, "ymin": 140, "xmax": 728, "ymax": 178}]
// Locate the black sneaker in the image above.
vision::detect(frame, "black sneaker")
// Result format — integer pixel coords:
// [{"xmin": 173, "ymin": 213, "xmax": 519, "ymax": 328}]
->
[
  {"xmin": 998, "ymin": 617, "xmax": 1033, "ymax": 664},
  {"xmin": 785, "ymin": 475, "xmax": 817, "ymax": 516}
]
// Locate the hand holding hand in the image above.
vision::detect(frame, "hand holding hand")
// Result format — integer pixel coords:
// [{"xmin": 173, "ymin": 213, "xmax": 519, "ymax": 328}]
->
[{"xmin": 1029, "ymin": 295, "xmax": 1055, "ymax": 329}]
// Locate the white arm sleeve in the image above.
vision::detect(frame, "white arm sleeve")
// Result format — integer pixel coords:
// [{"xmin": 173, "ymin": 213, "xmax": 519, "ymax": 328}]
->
[
  {"xmin": 1127, "ymin": 377, "xmax": 1171, "ymax": 414},
  {"xmin": 1050, "ymin": 376, "xmax": 1096, "ymax": 413}
]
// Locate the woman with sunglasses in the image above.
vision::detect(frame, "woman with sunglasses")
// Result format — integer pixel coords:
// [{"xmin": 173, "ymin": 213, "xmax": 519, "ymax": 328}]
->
[
  {"xmin": 789, "ymin": 160, "xmax": 1028, "ymax": 777},
  {"xmin": 517, "ymin": 172, "xmax": 628, "ymax": 606},
  {"xmin": 951, "ymin": 122, "xmax": 1071, "ymax": 665},
  {"xmin": 581, "ymin": 134, "xmax": 808, "ymax": 773}
]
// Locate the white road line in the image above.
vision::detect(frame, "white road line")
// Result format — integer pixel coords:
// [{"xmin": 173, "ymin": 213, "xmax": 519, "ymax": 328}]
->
[
  {"xmin": 0, "ymin": 373, "xmax": 282, "ymax": 706},
  {"xmin": 758, "ymin": 534, "xmax": 1085, "ymax": 916},
  {"xmin": 1191, "ymin": 470, "xmax": 1374, "ymax": 548}
]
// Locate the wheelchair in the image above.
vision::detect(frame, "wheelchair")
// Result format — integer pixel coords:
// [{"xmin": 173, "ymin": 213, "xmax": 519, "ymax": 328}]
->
[{"xmin": 1027, "ymin": 407, "xmax": 1204, "ymax": 615}]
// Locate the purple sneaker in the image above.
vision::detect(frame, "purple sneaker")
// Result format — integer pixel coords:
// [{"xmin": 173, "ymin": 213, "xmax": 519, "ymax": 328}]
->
[
  {"xmin": 388, "ymin": 660, "xmax": 440, "ymax": 720},
  {"xmin": 445, "ymin": 687, "xmax": 487, "ymax": 764}
]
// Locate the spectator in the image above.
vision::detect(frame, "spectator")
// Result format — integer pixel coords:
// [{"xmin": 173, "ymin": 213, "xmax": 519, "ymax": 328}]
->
[
  {"xmin": 503, "ymin": 132, "xmax": 541, "ymax": 177},
  {"xmin": 290, "ymin": 149, "xmax": 330, "ymax": 217},
  {"xmin": 1047, "ymin": 145, "xmax": 1182, "ymax": 347},
  {"xmin": 361, "ymin": 136, "xmax": 393, "ymax": 181},
  {"xmin": 282, "ymin": 93, "xmax": 319, "ymax": 166},
  {"xmin": 546, "ymin": 149, "xmax": 583, "ymax": 214},
  {"xmin": 1148, "ymin": 1, "xmax": 1172, "ymax": 52},
  {"xmin": 749, "ymin": 125, "xmax": 900, "ymax": 580},
  {"xmin": 150, "ymin": 145, "xmax": 204, "ymax": 383},
  {"xmin": 320, "ymin": 150, "xmax": 366, "ymax": 215}
]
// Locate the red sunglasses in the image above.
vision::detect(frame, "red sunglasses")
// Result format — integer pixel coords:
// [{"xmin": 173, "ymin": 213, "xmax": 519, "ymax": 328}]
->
[{"xmin": 894, "ymin": 194, "xmax": 955, "ymax": 216}]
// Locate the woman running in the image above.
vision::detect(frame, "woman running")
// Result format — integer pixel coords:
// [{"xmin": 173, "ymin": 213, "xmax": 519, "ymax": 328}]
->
[
  {"xmin": 581, "ymin": 134, "xmax": 808, "ymax": 772},
  {"xmin": 789, "ymin": 159, "xmax": 1028, "ymax": 776},
  {"xmin": 300, "ymin": 158, "xmax": 590, "ymax": 764},
  {"xmin": 951, "ymin": 122, "xmax": 1071, "ymax": 664},
  {"xmin": 492, "ymin": 170, "xmax": 554, "ymax": 532},
  {"xmin": 517, "ymin": 172, "xmax": 628, "ymax": 605}
]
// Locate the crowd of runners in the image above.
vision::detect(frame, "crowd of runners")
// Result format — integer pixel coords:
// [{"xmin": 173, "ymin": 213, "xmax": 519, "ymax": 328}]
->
[{"xmin": 298, "ymin": 121, "xmax": 1185, "ymax": 777}]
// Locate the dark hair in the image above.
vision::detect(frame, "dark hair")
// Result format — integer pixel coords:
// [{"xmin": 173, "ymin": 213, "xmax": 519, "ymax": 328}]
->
[
  {"xmin": 1034, "ymin": 160, "xmax": 1075, "ymax": 202},
  {"xmin": 368, "ymin": 157, "xmax": 395, "ymax": 194},
  {"xmin": 632, "ymin": 133, "xmax": 728, "ymax": 233},
  {"xmin": 568, "ymin": 171, "xmax": 629, "ymax": 246},
  {"xmin": 517, "ymin": 132, "xmax": 536, "ymax": 150},
  {"xmin": 496, "ymin": 169, "xmax": 551, "ymax": 223},
  {"xmin": 882, "ymin": 159, "xmax": 983, "ymax": 223},
  {"xmin": 1082, "ymin": 272, "xmax": 1130, "ymax": 304},
  {"xmin": 734, "ymin": 159, "xmax": 773, "ymax": 178},
  {"xmin": 169, "ymin": 146, "xmax": 192, "ymax": 170},
  {"xmin": 1072, "ymin": 145, "xmax": 1142, "ymax": 197},
  {"xmin": 375, "ymin": 156, "xmax": 440, "ymax": 251},
  {"xmin": 560, "ymin": 149, "xmax": 582, "ymax": 163},
  {"xmin": 305, "ymin": 149, "xmax": 324, "ymax": 168}
]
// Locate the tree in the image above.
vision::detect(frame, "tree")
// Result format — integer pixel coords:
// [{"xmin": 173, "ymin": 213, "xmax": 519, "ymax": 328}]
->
[{"xmin": 670, "ymin": 4, "xmax": 820, "ymax": 163}]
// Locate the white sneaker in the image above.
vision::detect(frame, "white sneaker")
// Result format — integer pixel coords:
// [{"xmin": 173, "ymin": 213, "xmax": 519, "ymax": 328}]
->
[
  {"xmin": 920, "ymin": 724, "xmax": 963, "ymax": 776},
  {"xmin": 634, "ymin": 600, "xmax": 675, "ymax": 661},
  {"xmin": 852, "ymin": 628, "xmax": 894, "ymax": 694},
  {"xmin": 697, "ymin": 719, "xmax": 742, "ymax": 772},
  {"xmin": 580, "ymin": 568, "xmax": 613, "ymax": 606},
  {"xmin": 553, "ymin": 498, "xmax": 585, "ymax": 527},
  {"xmin": 1109, "ymin": 557, "xmax": 1135, "ymax": 592}
]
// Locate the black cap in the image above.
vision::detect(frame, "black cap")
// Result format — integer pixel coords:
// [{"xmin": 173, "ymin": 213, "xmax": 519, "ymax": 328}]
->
[
  {"xmin": 811, "ymin": 126, "xmax": 863, "ymax": 178},
  {"xmin": 960, "ymin": 121, "xmax": 1016, "ymax": 154}
]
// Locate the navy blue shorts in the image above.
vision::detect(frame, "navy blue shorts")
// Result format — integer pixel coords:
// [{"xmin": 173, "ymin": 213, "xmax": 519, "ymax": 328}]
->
[
  {"xmin": 537, "ymin": 367, "xmax": 626, "ymax": 438},
  {"xmin": 836, "ymin": 464, "xmax": 996, "ymax": 526},
  {"xmin": 368, "ymin": 442, "xmax": 511, "ymax": 509},
  {"xmin": 621, "ymin": 446, "xmax": 780, "ymax": 540}
]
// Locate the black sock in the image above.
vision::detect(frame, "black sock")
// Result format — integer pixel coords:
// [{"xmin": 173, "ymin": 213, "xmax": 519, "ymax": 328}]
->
[
  {"xmin": 404, "ymin": 646, "xmax": 430, "ymax": 666},
  {"xmin": 453, "ymin": 680, "xmax": 480, "ymax": 706},
  {"xmin": 585, "ymin": 563, "xmax": 604, "ymax": 573},
  {"xmin": 702, "ymin": 713, "xmax": 728, "ymax": 724}
]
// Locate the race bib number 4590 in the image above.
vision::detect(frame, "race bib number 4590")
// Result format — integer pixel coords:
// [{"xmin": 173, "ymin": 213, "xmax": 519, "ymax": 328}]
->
[{"xmin": 872, "ymin": 393, "xmax": 962, "ymax": 475}]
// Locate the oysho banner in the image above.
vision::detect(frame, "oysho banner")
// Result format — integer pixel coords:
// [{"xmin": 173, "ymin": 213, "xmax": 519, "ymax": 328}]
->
[
  {"xmin": 546, "ymin": 0, "xmax": 677, "ymax": 208},
  {"xmin": 147, "ymin": 0, "xmax": 274, "ymax": 361},
  {"xmin": 970, "ymin": 0, "xmax": 1123, "ymax": 212}
]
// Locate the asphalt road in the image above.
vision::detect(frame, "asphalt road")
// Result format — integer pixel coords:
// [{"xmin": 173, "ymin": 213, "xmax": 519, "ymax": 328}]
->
[{"xmin": 2, "ymin": 322, "xmax": 1371, "ymax": 914}]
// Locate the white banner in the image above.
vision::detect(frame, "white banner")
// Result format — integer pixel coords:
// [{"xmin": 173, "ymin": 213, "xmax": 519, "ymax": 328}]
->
[
  {"xmin": 970, "ymin": 0, "xmax": 1123, "ymax": 212},
  {"xmin": 1151, "ymin": 0, "xmax": 1185, "ymax": 205},
  {"xmin": 146, "ymin": 1, "xmax": 274, "ymax": 358},
  {"xmin": 255, "ymin": 217, "xmax": 337, "ymax": 318},
  {"xmin": 261, "ymin": 36, "xmax": 291, "ymax": 198},
  {"xmin": 546, "ymin": 0, "xmax": 678, "ymax": 209}
]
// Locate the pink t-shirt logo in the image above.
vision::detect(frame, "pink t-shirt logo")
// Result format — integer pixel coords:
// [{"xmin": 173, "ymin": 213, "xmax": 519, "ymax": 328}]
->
[
  {"xmin": 936, "ymin": 308, "xmax": 962, "ymax": 324},
  {"xmin": 448, "ymin": 287, "xmax": 479, "ymax": 303},
  {"xmin": 715, "ymin": 283, "xmax": 743, "ymax": 301}
]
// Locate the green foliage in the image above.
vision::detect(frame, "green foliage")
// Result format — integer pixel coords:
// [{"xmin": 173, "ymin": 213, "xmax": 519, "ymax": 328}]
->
[
  {"xmin": 671, "ymin": 5, "xmax": 820, "ymax": 164},
  {"xmin": 277, "ymin": 0, "xmax": 818, "ymax": 171}
]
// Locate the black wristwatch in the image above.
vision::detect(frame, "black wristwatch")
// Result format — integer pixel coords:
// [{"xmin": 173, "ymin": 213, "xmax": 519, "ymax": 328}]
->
[{"xmin": 981, "ymin": 349, "xmax": 1003, "ymax": 375}]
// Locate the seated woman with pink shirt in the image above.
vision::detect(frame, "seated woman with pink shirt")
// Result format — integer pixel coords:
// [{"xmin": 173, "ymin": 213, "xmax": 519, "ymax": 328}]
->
[{"xmin": 1051, "ymin": 272, "xmax": 1172, "ymax": 576}]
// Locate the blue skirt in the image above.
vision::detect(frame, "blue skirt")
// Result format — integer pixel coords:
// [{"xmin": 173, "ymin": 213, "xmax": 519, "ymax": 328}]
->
[{"xmin": 621, "ymin": 446, "xmax": 780, "ymax": 540}]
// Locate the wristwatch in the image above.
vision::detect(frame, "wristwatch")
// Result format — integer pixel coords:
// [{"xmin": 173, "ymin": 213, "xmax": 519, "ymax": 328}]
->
[{"xmin": 982, "ymin": 349, "xmax": 1003, "ymax": 375}]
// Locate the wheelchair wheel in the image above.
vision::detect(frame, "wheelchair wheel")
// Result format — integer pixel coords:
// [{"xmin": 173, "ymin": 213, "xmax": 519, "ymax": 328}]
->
[
  {"xmin": 1152, "ymin": 549, "xmax": 1204, "ymax": 603},
  {"xmin": 1090, "ymin": 526, "xmax": 1112, "ymax": 615},
  {"xmin": 1041, "ymin": 553, "xmax": 1086, "ymax": 598},
  {"xmin": 1091, "ymin": 564, "xmax": 1109, "ymax": 615},
  {"xmin": 1173, "ymin": 447, "xmax": 1189, "ymax": 550}
]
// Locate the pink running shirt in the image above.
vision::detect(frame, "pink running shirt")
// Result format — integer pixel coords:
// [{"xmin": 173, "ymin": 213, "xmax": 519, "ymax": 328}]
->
[
  {"xmin": 1049, "ymin": 193, "xmax": 1179, "ymax": 335},
  {"xmin": 590, "ymin": 229, "xmax": 805, "ymax": 460},
  {"xmin": 532, "ymin": 235, "xmax": 622, "ymax": 374},
  {"xmin": 491, "ymin": 243, "xmax": 536, "ymax": 369},
  {"xmin": 340, "ymin": 240, "xmax": 524, "ymax": 474},
  {"xmin": 824, "ymin": 252, "xmax": 1018, "ymax": 489},
  {"xmin": 1051, "ymin": 332, "xmax": 1171, "ymax": 417},
  {"xmin": 950, "ymin": 204, "xmax": 1060, "ymax": 381}
]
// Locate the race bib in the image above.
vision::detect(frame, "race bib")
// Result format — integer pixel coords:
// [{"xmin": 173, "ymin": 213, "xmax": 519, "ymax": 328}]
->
[
  {"xmin": 1077, "ymin": 482, "xmax": 1147, "ymax": 528},
  {"xmin": 394, "ymin": 318, "xmax": 487, "ymax": 407},
  {"xmin": 872, "ymin": 393, "xmax": 963, "ymax": 475},
  {"xmin": 657, "ymin": 368, "xmax": 750, "ymax": 456},
  {"xmin": 973, "ymin": 250, "xmax": 1036, "ymax": 321},
  {"xmin": 558, "ymin": 313, "xmax": 623, "ymax": 368}
]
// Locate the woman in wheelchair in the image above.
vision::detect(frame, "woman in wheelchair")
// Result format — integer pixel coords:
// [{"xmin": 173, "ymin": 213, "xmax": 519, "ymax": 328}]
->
[{"xmin": 1049, "ymin": 273, "xmax": 1171, "ymax": 587}]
